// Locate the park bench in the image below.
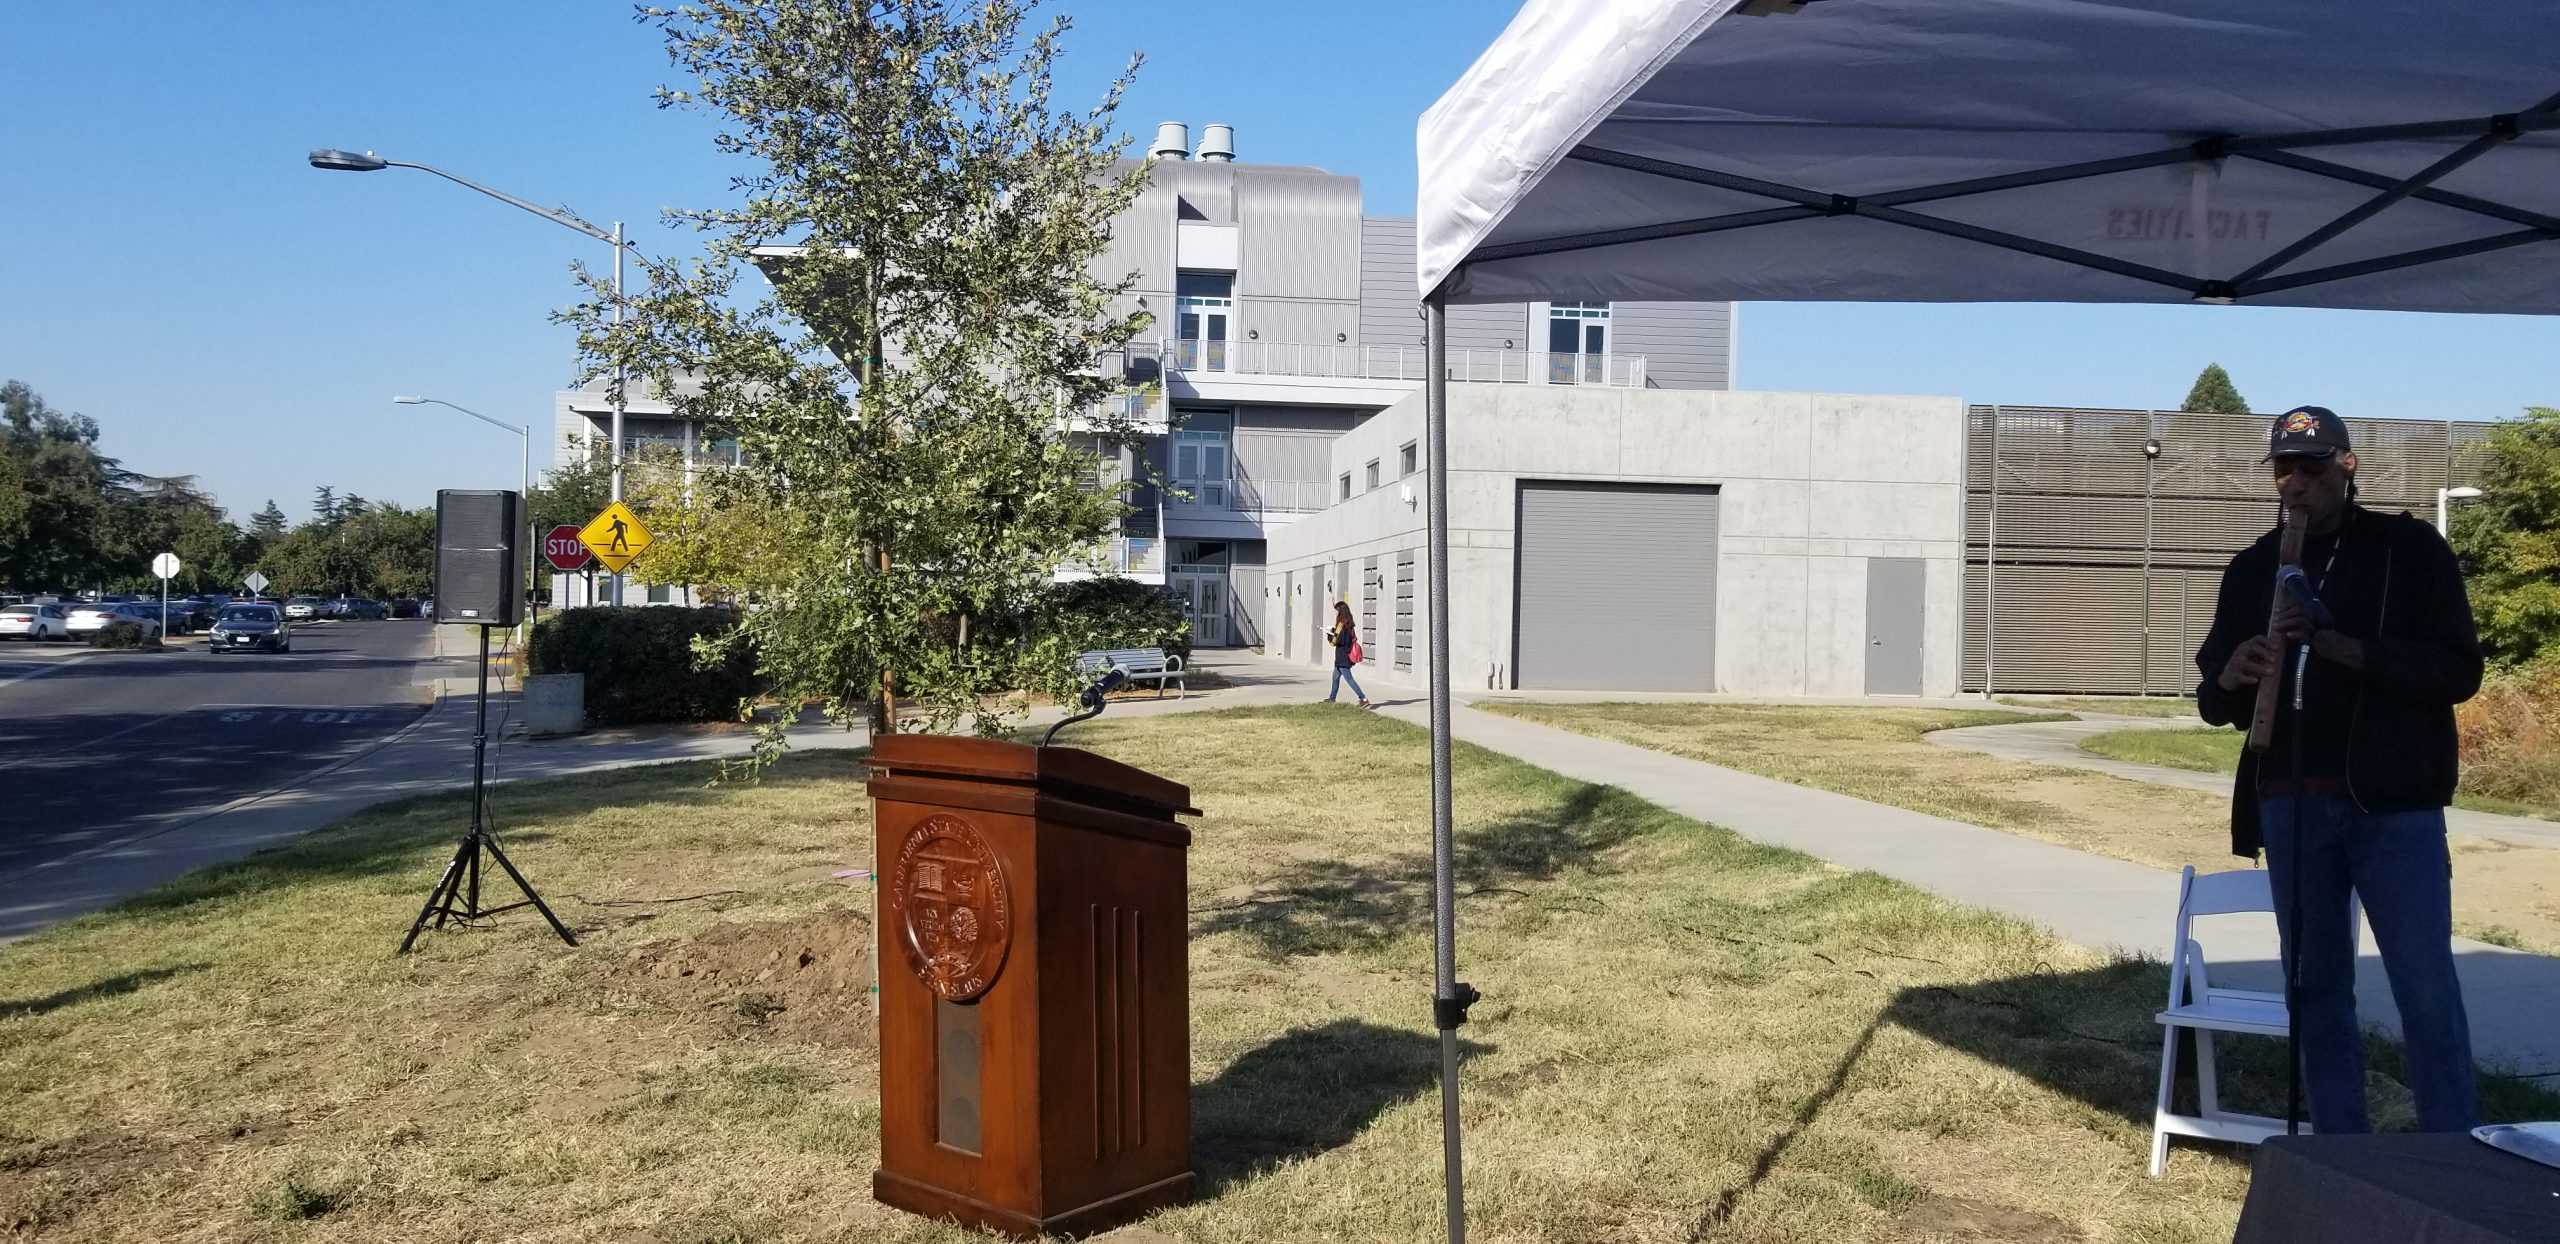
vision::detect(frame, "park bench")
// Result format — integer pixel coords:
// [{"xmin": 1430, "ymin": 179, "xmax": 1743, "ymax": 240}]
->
[{"xmin": 1074, "ymin": 647, "xmax": 1187, "ymax": 699}]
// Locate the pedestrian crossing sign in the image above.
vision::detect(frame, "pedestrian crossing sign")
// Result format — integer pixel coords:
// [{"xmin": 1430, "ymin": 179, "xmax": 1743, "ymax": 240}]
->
[{"xmin": 579, "ymin": 501, "xmax": 654, "ymax": 574}]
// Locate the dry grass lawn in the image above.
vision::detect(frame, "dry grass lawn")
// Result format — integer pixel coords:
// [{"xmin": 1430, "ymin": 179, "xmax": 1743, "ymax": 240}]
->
[
  {"xmin": 6, "ymin": 706, "xmax": 2555, "ymax": 1243},
  {"xmin": 1996, "ymin": 697, "xmax": 2200, "ymax": 720},
  {"xmin": 1475, "ymin": 702, "xmax": 2560, "ymax": 957},
  {"xmin": 2079, "ymin": 725, "xmax": 2559, "ymax": 823}
]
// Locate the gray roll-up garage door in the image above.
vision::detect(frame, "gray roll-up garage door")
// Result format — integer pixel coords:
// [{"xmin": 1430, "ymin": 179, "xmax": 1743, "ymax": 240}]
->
[{"xmin": 1515, "ymin": 481, "xmax": 1719, "ymax": 691}]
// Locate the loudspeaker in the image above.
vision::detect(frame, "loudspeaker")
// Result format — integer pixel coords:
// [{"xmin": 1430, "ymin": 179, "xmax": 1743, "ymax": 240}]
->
[{"xmin": 435, "ymin": 489, "xmax": 523, "ymax": 626}]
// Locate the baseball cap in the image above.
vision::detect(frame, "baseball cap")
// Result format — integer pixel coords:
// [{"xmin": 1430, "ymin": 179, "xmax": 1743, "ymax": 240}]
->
[{"xmin": 2264, "ymin": 405, "xmax": 2353, "ymax": 460}]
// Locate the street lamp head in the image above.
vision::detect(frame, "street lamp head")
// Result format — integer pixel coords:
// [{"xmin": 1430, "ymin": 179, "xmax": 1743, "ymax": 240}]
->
[
  {"xmin": 2446, "ymin": 486, "xmax": 2485, "ymax": 500},
  {"xmin": 308, "ymin": 148, "xmax": 389, "ymax": 172},
  {"xmin": 392, "ymin": 395, "xmax": 426, "ymax": 405}
]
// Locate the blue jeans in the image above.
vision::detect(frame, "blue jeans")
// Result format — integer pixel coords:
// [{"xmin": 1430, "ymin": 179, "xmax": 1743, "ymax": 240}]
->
[
  {"xmin": 1327, "ymin": 664, "xmax": 1366, "ymax": 703},
  {"xmin": 2259, "ymin": 797, "xmax": 2477, "ymax": 1134}
]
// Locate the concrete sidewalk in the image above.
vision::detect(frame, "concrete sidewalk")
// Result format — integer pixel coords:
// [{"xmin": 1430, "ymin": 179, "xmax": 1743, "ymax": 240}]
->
[
  {"xmin": 1222, "ymin": 651, "xmax": 2560, "ymax": 1074},
  {"xmin": 1932, "ymin": 715, "xmax": 2560, "ymax": 849}
]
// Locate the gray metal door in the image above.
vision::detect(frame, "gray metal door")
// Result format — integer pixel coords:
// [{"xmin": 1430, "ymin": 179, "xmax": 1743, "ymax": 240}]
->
[
  {"xmin": 1514, "ymin": 482, "xmax": 1719, "ymax": 691},
  {"xmin": 1865, "ymin": 557, "xmax": 1926, "ymax": 695}
]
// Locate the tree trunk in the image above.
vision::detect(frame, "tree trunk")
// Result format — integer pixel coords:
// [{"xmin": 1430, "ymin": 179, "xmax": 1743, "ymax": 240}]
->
[{"xmin": 860, "ymin": 300, "xmax": 897, "ymax": 736}]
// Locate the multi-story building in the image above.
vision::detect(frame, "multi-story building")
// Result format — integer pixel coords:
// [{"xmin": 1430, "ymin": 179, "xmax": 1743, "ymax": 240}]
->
[{"xmin": 1071, "ymin": 122, "xmax": 1735, "ymax": 648}]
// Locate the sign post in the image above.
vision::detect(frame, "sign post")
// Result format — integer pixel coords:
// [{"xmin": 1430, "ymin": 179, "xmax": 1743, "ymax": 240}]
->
[
  {"xmin": 577, "ymin": 502, "xmax": 653, "ymax": 580},
  {"xmin": 151, "ymin": 552, "xmax": 182, "ymax": 637}
]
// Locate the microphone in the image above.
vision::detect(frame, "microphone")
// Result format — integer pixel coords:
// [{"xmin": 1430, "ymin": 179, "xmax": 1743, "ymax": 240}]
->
[
  {"xmin": 2275, "ymin": 565, "xmax": 2334, "ymax": 631},
  {"xmin": 1081, "ymin": 666, "xmax": 1130, "ymax": 707},
  {"xmin": 1044, "ymin": 667, "xmax": 1128, "ymax": 747}
]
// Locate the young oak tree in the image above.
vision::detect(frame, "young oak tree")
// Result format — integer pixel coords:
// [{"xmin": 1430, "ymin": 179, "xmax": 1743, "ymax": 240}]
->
[{"xmin": 563, "ymin": 0, "xmax": 1154, "ymax": 759}]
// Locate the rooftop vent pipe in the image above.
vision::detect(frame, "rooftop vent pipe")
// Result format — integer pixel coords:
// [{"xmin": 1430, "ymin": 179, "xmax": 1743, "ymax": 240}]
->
[
  {"xmin": 1196, "ymin": 123, "xmax": 1235, "ymax": 162},
  {"xmin": 1150, "ymin": 121, "xmax": 1190, "ymax": 161}
]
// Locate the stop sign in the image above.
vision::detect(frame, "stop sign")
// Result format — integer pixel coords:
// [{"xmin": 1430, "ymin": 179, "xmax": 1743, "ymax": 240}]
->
[{"xmin": 542, "ymin": 524, "xmax": 594, "ymax": 571}]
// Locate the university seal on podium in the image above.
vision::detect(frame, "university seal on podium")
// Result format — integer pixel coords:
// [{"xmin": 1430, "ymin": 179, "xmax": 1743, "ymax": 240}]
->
[{"xmin": 893, "ymin": 814, "xmax": 1013, "ymax": 1002}]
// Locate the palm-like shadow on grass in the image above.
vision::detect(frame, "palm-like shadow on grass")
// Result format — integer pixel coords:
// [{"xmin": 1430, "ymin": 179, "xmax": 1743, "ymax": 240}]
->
[
  {"xmin": 1880, "ymin": 961, "xmax": 2560, "ymax": 1134},
  {"xmin": 0, "ymin": 962, "xmax": 208, "ymax": 1019},
  {"xmin": 1192, "ymin": 1018, "xmax": 1490, "ymax": 1197},
  {"xmin": 1192, "ymin": 781, "xmax": 1662, "ymax": 958}
]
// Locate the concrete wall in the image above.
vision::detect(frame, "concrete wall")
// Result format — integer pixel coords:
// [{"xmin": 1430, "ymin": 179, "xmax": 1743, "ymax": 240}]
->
[{"xmin": 1264, "ymin": 386, "xmax": 1967, "ymax": 697}]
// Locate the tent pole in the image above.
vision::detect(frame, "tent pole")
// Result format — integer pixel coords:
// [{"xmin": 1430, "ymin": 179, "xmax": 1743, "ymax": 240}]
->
[{"xmin": 1424, "ymin": 291, "xmax": 1475, "ymax": 1244}]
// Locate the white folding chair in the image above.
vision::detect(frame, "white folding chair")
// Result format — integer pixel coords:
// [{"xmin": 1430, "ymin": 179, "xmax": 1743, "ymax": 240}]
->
[{"xmin": 2147, "ymin": 865, "xmax": 2360, "ymax": 1176}]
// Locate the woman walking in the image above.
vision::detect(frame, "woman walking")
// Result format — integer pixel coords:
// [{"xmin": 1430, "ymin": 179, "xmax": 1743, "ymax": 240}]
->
[{"xmin": 1326, "ymin": 601, "xmax": 1372, "ymax": 708}]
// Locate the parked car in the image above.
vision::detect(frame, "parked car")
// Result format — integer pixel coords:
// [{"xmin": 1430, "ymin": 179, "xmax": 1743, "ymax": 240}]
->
[
  {"xmin": 284, "ymin": 597, "xmax": 326, "ymax": 620},
  {"xmin": 331, "ymin": 597, "xmax": 388, "ymax": 621},
  {"xmin": 0, "ymin": 603, "xmax": 70, "ymax": 641},
  {"xmin": 66, "ymin": 603, "xmax": 162, "ymax": 641},
  {"xmin": 207, "ymin": 603, "xmax": 291, "ymax": 653},
  {"xmin": 173, "ymin": 597, "xmax": 219, "ymax": 631},
  {"xmin": 389, "ymin": 598, "xmax": 422, "ymax": 619},
  {"xmin": 64, "ymin": 602, "xmax": 128, "ymax": 636}
]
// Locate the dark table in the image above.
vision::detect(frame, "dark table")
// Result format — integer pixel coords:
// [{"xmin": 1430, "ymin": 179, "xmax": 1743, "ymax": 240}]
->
[{"xmin": 2233, "ymin": 1133, "xmax": 2560, "ymax": 1244}]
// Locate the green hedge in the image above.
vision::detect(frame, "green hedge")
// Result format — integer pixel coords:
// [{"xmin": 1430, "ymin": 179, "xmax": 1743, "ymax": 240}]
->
[
  {"xmin": 527, "ymin": 606, "xmax": 763, "ymax": 726},
  {"xmin": 88, "ymin": 620, "xmax": 160, "ymax": 650}
]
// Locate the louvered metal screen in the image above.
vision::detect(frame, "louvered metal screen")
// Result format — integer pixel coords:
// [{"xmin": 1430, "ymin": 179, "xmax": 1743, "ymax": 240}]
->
[
  {"xmin": 1967, "ymin": 406, "xmax": 2500, "ymax": 694},
  {"xmin": 1394, "ymin": 551, "xmax": 1417, "ymax": 671},
  {"xmin": 1361, "ymin": 557, "xmax": 1380, "ymax": 665}
]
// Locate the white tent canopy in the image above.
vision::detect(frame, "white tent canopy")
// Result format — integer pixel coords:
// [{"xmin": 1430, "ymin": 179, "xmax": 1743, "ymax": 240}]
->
[
  {"xmin": 1406, "ymin": 5, "xmax": 2555, "ymax": 1240},
  {"xmin": 1419, "ymin": 0, "xmax": 2560, "ymax": 310}
]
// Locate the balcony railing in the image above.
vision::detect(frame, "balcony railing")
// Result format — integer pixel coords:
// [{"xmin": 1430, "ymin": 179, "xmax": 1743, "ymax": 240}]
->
[
  {"xmin": 1128, "ymin": 339, "xmax": 1647, "ymax": 388},
  {"xmin": 1068, "ymin": 536, "xmax": 1162, "ymax": 577},
  {"xmin": 1168, "ymin": 474, "xmax": 1333, "ymax": 516}
]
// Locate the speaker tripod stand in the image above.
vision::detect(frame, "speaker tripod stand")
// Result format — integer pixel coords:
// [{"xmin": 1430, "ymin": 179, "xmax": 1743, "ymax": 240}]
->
[{"xmin": 398, "ymin": 624, "xmax": 576, "ymax": 953}]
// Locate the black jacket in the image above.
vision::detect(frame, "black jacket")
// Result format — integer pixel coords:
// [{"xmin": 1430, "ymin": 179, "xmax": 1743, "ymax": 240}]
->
[{"xmin": 2194, "ymin": 505, "xmax": 2482, "ymax": 859}]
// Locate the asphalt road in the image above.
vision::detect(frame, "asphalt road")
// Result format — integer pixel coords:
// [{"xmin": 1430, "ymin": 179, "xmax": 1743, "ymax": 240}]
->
[{"xmin": 0, "ymin": 620, "xmax": 436, "ymax": 883}]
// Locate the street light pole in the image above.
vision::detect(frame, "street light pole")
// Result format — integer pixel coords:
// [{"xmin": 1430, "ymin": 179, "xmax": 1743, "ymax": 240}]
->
[
  {"xmin": 611, "ymin": 220, "xmax": 626, "ymax": 608},
  {"xmin": 394, "ymin": 397, "xmax": 532, "ymax": 626},
  {"xmin": 311, "ymin": 147, "xmax": 629, "ymax": 603},
  {"xmin": 2436, "ymin": 485, "xmax": 2485, "ymax": 537}
]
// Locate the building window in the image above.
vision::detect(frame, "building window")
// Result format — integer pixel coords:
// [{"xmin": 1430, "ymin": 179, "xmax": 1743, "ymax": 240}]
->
[
  {"xmin": 1400, "ymin": 441, "xmax": 1419, "ymax": 477},
  {"xmin": 646, "ymin": 582, "xmax": 672, "ymax": 604},
  {"xmin": 1366, "ymin": 459, "xmax": 1381, "ymax": 490},
  {"xmin": 1548, "ymin": 300, "xmax": 1611, "ymax": 385},
  {"xmin": 1339, "ymin": 472, "xmax": 1353, "ymax": 502},
  {"xmin": 1174, "ymin": 272, "xmax": 1233, "ymax": 372}
]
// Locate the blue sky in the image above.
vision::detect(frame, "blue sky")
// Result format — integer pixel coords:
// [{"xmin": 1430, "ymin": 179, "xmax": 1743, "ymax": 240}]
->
[{"xmin": 4, "ymin": 2, "xmax": 2550, "ymax": 519}]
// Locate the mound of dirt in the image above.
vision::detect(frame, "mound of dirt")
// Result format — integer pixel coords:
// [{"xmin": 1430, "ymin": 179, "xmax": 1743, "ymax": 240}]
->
[{"xmin": 610, "ymin": 908, "xmax": 877, "ymax": 1050}]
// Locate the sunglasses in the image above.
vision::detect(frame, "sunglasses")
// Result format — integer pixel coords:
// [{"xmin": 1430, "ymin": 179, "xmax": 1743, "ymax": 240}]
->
[{"xmin": 2271, "ymin": 457, "xmax": 2338, "ymax": 480}]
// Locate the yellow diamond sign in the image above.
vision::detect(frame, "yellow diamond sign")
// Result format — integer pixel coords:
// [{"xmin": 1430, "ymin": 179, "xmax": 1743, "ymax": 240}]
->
[{"xmin": 579, "ymin": 502, "xmax": 654, "ymax": 574}]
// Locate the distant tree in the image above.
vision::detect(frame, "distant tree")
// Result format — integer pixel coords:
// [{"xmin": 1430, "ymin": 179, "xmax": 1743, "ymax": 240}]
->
[
  {"xmin": 2182, "ymin": 362, "xmax": 2252, "ymax": 415},
  {"xmin": 0, "ymin": 380, "xmax": 118, "ymax": 590},
  {"xmin": 250, "ymin": 500, "xmax": 289, "ymax": 543},
  {"xmin": 311, "ymin": 485, "xmax": 339, "ymax": 526},
  {"xmin": 263, "ymin": 502, "xmax": 435, "ymax": 598},
  {"xmin": 2451, "ymin": 406, "xmax": 2560, "ymax": 667},
  {"xmin": 527, "ymin": 447, "xmax": 616, "ymax": 537}
]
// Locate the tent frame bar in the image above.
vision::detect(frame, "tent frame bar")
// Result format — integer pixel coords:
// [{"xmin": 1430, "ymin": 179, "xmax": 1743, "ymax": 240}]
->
[{"xmin": 1479, "ymin": 96, "xmax": 2560, "ymax": 301}]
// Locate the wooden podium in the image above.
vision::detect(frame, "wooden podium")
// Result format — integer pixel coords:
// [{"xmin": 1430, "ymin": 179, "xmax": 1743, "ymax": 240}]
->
[{"xmin": 865, "ymin": 733, "xmax": 1199, "ymax": 1239}]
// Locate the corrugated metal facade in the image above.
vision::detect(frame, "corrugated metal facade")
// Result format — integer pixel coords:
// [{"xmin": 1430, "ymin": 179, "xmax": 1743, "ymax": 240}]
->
[
  {"xmin": 1965, "ymin": 405, "xmax": 2500, "ymax": 694},
  {"xmin": 1358, "ymin": 218, "xmax": 1422, "ymax": 352},
  {"xmin": 1236, "ymin": 171, "xmax": 1362, "ymax": 300},
  {"xmin": 1613, "ymin": 301, "xmax": 1734, "ymax": 390}
]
